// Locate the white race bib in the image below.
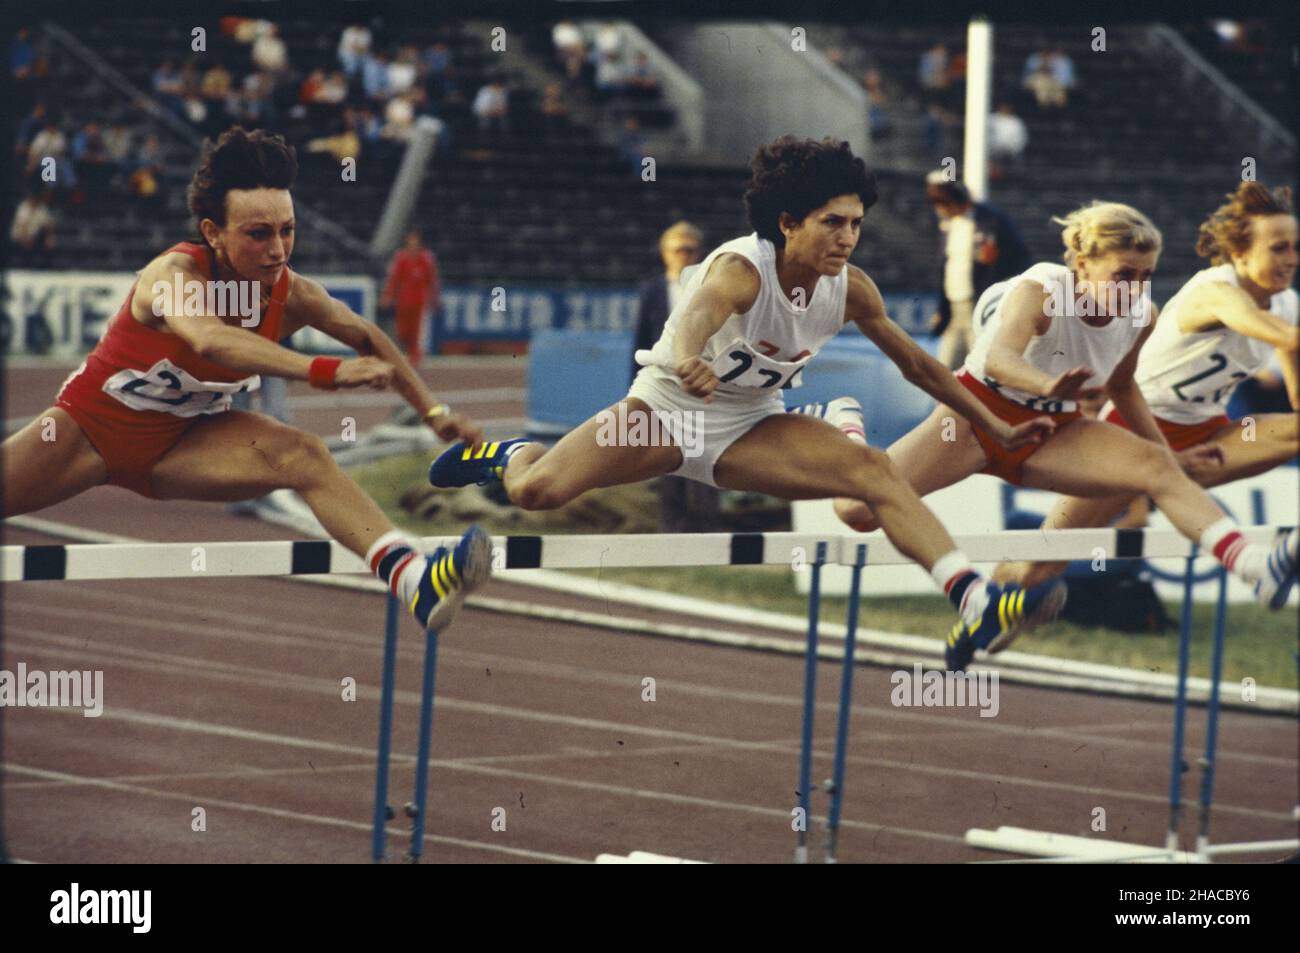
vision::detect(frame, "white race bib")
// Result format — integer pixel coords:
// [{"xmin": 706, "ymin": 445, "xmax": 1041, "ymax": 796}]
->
[
  {"xmin": 708, "ymin": 338, "xmax": 807, "ymax": 390},
  {"xmin": 103, "ymin": 359, "xmax": 260, "ymax": 417}
]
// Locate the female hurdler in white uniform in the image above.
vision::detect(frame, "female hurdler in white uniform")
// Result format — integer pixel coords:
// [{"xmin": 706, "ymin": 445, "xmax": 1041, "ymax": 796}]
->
[
  {"xmin": 994, "ymin": 182, "xmax": 1299, "ymax": 592},
  {"xmin": 431, "ymin": 136, "xmax": 1072, "ymax": 670},
  {"xmin": 831, "ymin": 201, "xmax": 1298, "ymax": 651}
]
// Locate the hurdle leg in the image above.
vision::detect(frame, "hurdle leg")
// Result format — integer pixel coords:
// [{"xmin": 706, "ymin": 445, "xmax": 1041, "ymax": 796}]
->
[
  {"xmin": 795, "ymin": 541, "xmax": 827, "ymax": 864},
  {"xmin": 1195, "ymin": 568, "xmax": 1229, "ymax": 860},
  {"xmin": 825, "ymin": 543, "xmax": 867, "ymax": 864},
  {"xmin": 1165, "ymin": 550, "xmax": 1198, "ymax": 854},
  {"xmin": 406, "ymin": 626, "xmax": 441, "ymax": 863},
  {"xmin": 371, "ymin": 594, "xmax": 400, "ymax": 862}
]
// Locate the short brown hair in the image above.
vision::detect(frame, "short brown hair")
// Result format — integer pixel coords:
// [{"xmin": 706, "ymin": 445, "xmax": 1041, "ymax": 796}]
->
[
  {"xmin": 186, "ymin": 126, "xmax": 298, "ymax": 242},
  {"xmin": 1195, "ymin": 182, "xmax": 1295, "ymax": 266}
]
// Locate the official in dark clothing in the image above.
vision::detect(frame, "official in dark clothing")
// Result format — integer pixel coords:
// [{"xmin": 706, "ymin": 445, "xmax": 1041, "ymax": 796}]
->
[
  {"xmin": 925, "ymin": 172, "xmax": 1030, "ymax": 369},
  {"xmin": 630, "ymin": 221, "xmax": 719, "ymax": 531}
]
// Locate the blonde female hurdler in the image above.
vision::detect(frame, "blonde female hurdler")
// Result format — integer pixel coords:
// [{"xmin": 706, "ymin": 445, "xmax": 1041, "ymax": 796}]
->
[
  {"xmin": 992, "ymin": 182, "xmax": 1299, "ymax": 595},
  {"xmin": 829, "ymin": 200, "xmax": 1297, "ymax": 662},
  {"xmin": 431, "ymin": 136, "xmax": 1076, "ymax": 671}
]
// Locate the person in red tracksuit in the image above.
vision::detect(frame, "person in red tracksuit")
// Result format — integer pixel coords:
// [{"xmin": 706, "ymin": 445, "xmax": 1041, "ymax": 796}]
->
[
  {"xmin": 381, "ymin": 229, "xmax": 439, "ymax": 365},
  {"xmin": 1, "ymin": 126, "xmax": 491, "ymax": 634}
]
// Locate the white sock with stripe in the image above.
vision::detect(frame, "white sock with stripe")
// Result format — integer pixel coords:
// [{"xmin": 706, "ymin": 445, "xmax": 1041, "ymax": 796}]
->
[{"xmin": 365, "ymin": 530, "xmax": 426, "ymax": 608}]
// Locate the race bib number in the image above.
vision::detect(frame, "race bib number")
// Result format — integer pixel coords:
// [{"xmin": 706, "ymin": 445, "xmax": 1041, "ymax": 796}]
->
[
  {"xmin": 981, "ymin": 376, "xmax": 1074, "ymax": 414},
  {"xmin": 709, "ymin": 338, "xmax": 808, "ymax": 390},
  {"xmin": 103, "ymin": 359, "xmax": 260, "ymax": 417}
]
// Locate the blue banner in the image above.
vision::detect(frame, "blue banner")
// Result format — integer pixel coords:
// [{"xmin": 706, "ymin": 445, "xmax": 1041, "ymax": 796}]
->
[{"xmin": 435, "ymin": 285, "xmax": 941, "ymax": 345}]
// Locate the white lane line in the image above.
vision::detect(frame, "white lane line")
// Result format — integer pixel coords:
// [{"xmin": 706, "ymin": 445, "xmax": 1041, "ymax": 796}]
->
[
  {"xmin": 4, "ymin": 764, "xmax": 588, "ymax": 865},
  {"xmin": 8, "ymin": 630, "xmax": 1295, "ymax": 823}
]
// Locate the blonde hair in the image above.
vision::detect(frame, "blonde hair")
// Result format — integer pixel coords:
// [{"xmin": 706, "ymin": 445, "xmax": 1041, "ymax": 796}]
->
[
  {"xmin": 659, "ymin": 220, "xmax": 702, "ymax": 249},
  {"xmin": 1051, "ymin": 201, "xmax": 1162, "ymax": 268},
  {"xmin": 1196, "ymin": 182, "xmax": 1294, "ymax": 266}
]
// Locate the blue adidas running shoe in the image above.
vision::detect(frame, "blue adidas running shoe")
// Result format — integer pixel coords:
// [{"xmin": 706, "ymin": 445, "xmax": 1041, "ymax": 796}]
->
[
  {"xmin": 410, "ymin": 525, "xmax": 494, "ymax": 631},
  {"xmin": 945, "ymin": 579, "xmax": 1068, "ymax": 672},
  {"xmin": 428, "ymin": 438, "xmax": 528, "ymax": 488}
]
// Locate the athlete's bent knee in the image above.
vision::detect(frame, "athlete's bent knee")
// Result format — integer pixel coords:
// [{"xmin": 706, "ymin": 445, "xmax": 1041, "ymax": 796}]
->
[{"xmin": 510, "ymin": 469, "xmax": 568, "ymax": 511}]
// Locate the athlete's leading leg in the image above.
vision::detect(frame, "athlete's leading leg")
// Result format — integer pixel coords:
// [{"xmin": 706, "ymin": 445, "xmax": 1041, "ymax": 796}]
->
[
  {"xmin": 1, "ymin": 407, "xmax": 108, "ymax": 516},
  {"xmin": 150, "ymin": 410, "xmax": 489, "ymax": 630},
  {"xmin": 1021, "ymin": 419, "xmax": 1298, "ymax": 606},
  {"xmin": 713, "ymin": 412, "xmax": 1066, "ymax": 668},
  {"xmin": 999, "ymin": 413, "xmax": 1297, "ymax": 588},
  {"xmin": 832, "ymin": 403, "xmax": 989, "ymax": 532}
]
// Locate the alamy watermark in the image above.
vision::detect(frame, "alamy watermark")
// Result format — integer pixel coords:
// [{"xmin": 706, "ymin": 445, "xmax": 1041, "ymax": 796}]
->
[
  {"xmin": 595, "ymin": 403, "xmax": 704, "ymax": 458},
  {"xmin": 0, "ymin": 664, "xmax": 103, "ymax": 717},
  {"xmin": 1045, "ymin": 273, "xmax": 1152, "ymax": 325},
  {"xmin": 890, "ymin": 663, "xmax": 999, "ymax": 717},
  {"xmin": 151, "ymin": 274, "xmax": 262, "ymax": 328}
]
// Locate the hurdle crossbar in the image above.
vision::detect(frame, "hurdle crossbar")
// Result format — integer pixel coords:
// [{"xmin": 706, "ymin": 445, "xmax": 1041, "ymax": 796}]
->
[{"xmin": 2, "ymin": 526, "xmax": 1289, "ymax": 581}]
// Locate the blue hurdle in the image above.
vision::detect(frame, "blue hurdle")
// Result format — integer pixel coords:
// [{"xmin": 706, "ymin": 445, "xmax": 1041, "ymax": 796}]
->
[
  {"xmin": 1164, "ymin": 548, "xmax": 1198, "ymax": 854},
  {"xmin": 825, "ymin": 543, "xmax": 868, "ymax": 864},
  {"xmin": 794, "ymin": 542, "xmax": 827, "ymax": 865},
  {"xmin": 371, "ymin": 595, "xmax": 400, "ymax": 862}
]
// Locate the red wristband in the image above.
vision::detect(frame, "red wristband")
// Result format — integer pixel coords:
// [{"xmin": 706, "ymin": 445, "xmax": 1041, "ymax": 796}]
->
[{"xmin": 308, "ymin": 356, "xmax": 343, "ymax": 390}]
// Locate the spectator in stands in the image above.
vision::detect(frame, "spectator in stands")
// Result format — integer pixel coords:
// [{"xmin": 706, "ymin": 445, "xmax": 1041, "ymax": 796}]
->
[
  {"xmin": 11, "ymin": 191, "xmax": 57, "ymax": 266},
  {"xmin": 1023, "ymin": 48, "xmax": 1074, "ymax": 111},
  {"xmin": 382, "ymin": 93, "xmax": 419, "ymax": 150},
  {"xmin": 72, "ymin": 121, "xmax": 113, "ymax": 194},
  {"xmin": 178, "ymin": 61, "xmax": 209, "ymax": 127},
  {"xmin": 922, "ymin": 101, "xmax": 956, "ymax": 162},
  {"xmin": 594, "ymin": 23, "xmax": 623, "ymax": 58},
  {"xmin": 11, "ymin": 27, "xmax": 44, "ymax": 110},
  {"xmin": 630, "ymin": 221, "xmax": 719, "ymax": 531},
  {"xmin": 551, "ymin": 19, "xmax": 587, "ymax": 80},
  {"xmin": 339, "ymin": 23, "xmax": 372, "ymax": 79},
  {"xmin": 152, "ymin": 58, "xmax": 186, "ymax": 119},
  {"xmin": 625, "ymin": 52, "xmax": 660, "ymax": 100},
  {"xmin": 925, "ymin": 171, "xmax": 1029, "ymax": 369},
  {"xmin": 422, "ymin": 40, "xmax": 452, "ymax": 79},
  {"xmin": 201, "ymin": 61, "xmax": 233, "ymax": 102},
  {"xmin": 25, "ymin": 119, "xmax": 76, "ymax": 192},
  {"xmin": 300, "ymin": 68, "xmax": 327, "ymax": 105},
  {"xmin": 11, "ymin": 26, "xmax": 35, "ymax": 81},
  {"xmin": 541, "ymin": 82, "xmax": 568, "ymax": 133},
  {"xmin": 862, "ymin": 68, "xmax": 893, "ymax": 140},
  {"xmin": 918, "ymin": 42, "xmax": 950, "ymax": 97},
  {"xmin": 618, "ymin": 116, "xmax": 647, "ymax": 172},
  {"xmin": 389, "ymin": 45, "xmax": 421, "ymax": 96},
  {"xmin": 987, "ymin": 101, "xmax": 1028, "ymax": 179},
  {"xmin": 381, "ymin": 229, "xmax": 441, "ymax": 366},
  {"xmin": 251, "ymin": 22, "xmax": 289, "ymax": 79},
  {"xmin": 15, "ymin": 101, "xmax": 49, "ymax": 158},
  {"xmin": 472, "ymin": 76, "xmax": 509, "ymax": 134},
  {"xmin": 306, "ymin": 108, "xmax": 362, "ymax": 163},
  {"xmin": 593, "ymin": 50, "xmax": 627, "ymax": 101},
  {"xmin": 128, "ymin": 133, "xmax": 163, "ymax": 203},
  {"xmin": 363, "ymin": 49, "xmax": 393, "ymax": 101},
  {"xmin": 234, "ymin": 72, "xmax": 278, "ymax": 127},
  {"xmin": 103, "ymin": 121, "xmax": 133, "ymax": 183}
]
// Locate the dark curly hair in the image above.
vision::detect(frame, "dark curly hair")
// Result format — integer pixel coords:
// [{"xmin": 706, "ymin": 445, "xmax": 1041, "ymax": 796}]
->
[
  {"xmin": 186, "ymin": 126, "xmax": 298, "ymax": 243},
  {"xmin": 743, "ymin": 136, "xmax": 878, "ymax": 249},
  {"xmin": 1195, "ymin": 182, "xmax": 1294, "ymax": 266}
]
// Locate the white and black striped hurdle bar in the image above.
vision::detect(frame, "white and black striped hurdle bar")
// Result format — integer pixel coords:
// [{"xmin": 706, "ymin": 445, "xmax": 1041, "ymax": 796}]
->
[{"xmin": 2, "ymin": 526, "xmax": 1290, "ymax": 582}]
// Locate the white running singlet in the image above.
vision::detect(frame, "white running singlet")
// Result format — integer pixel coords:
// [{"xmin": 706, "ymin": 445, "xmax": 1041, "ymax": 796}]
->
[
  {"xmin": 964, "ymin": 261, "xmax": 1150, "ymax": 413},
  {"xmin": 636, "ymin": 232, "xmax": 849, "ymax": 397},
  {"xmin": 1134, "ymin": 263, "xmax": 1299, "ymax": 424}
]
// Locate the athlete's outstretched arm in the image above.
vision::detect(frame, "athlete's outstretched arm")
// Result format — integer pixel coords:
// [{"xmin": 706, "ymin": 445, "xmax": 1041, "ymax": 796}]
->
[
  {"xmin": 1179, "ymin": 280, "xmax": 1300, "ymax": 350},
  {"xmin": 845, "ymin": 266, "xmax": 1054, "ymax": 449},
  {"xmin": 671, "ymin": 253, "xmax": 761, "ymax": 401},
  {"xmin": 1103, "ymin": 301, "xmax": 1165, "ymax": 444},
  {"xmin": 289, "ymin": 274, "xmax": 483, "ymax": 446},
  {"xmin": 152, "ymin": 254, "xmax": 317, "ymax": 380}
]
